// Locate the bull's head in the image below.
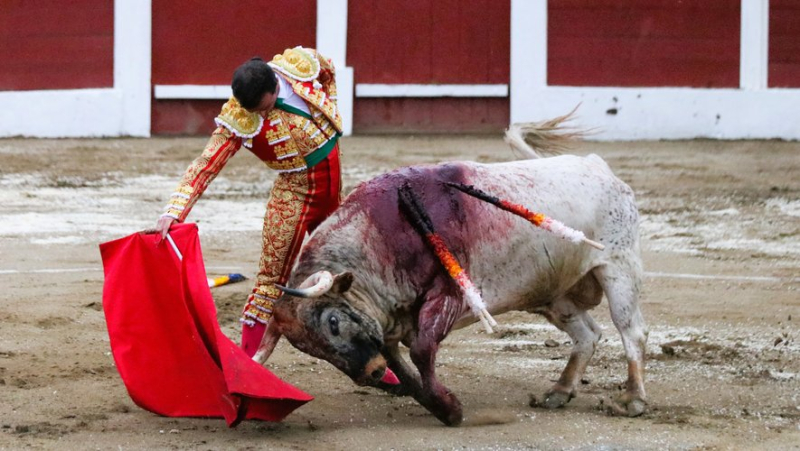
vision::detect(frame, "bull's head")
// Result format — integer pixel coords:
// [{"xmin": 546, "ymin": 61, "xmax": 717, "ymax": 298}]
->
[{"xmin": 271, "ymin": 271, "xmax": 388, "ymax": 386}]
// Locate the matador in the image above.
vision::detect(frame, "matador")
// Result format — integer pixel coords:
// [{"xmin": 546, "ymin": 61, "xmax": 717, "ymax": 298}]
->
[{"xmin": 155, "ymin": 47, "xmax": 343, "ymax": 357}]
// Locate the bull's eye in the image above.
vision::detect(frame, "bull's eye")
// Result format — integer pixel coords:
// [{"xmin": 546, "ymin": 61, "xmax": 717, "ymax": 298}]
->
[{"xmin": 329, "ymin": 315, "xmax": 340, "ymax": 336}]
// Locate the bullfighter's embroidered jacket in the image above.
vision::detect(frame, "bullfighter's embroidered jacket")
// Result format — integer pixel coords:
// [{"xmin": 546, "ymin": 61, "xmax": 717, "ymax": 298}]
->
[{"xmin": 162, "ymin": 47, "xmax": 343, "ymax": 222}]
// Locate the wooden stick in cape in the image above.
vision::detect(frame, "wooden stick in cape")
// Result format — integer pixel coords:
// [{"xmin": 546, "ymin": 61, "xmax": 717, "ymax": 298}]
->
[
  {"xmin": 397, "ymin": 183, "xmax": 498, "ymax": 333},
  {"xmin": 445, "ymin": 182, "xmax": 605, "ymax": 250}
]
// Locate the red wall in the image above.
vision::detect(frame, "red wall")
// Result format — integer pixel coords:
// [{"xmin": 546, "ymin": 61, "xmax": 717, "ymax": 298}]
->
[
  {"xmin": 347, "ymin": 0, "xmax": 509, "ymax": 84},
  {"xmin": 148, "ymin": 1, "xmax": 792, "ymax": 135},
  {"xmin": 355, "ymin": 98, "xmax": 509, "ymax": 134},
  {"xmin": 769, "ymin": 0, "xmax": 800, "ymax": 87},
  {"xmin": 548, "ymin": 0, "xmax": 740, "ymax": 88},
  {"xmin": 0, "ymin": 1, "xmax": 113, "ymax": 91},
  {"xmin": 347, "ymin": 0, "xmax": 510, "ymax": 133},
  {"xmin": 152, "ymin": 1, "xmax": 316, "ymax": 85},
  {"xmin": 151, "ymin": 0, "xmax": 316, "ymax": 134}
]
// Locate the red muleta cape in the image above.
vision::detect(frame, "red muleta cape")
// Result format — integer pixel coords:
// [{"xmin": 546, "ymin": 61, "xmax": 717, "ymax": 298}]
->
[{"xmin": 99, "ymin": 223, "xmax": 312, "ymax": 426}]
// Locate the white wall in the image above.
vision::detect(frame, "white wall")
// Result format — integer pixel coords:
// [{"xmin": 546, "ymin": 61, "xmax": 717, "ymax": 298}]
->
[
  {"xmin": 509, "ymin": 0, "xmax": 800, "ymax": 140},
  {"xmin": 2, "ymin": 0, "xmax": 797, "ymax": 140},
  {"xmin": 0, "ymin": 0, "xmax": 151, "ymax": 138}
]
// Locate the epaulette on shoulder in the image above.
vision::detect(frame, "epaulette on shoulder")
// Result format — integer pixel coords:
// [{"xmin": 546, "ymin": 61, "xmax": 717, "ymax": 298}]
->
[
  {"xmin": 268, "ymin": 46, "xmax": 321, "ymax": 82},
  {"xmin": 214, "ymin": 97, "xmax": 264, "ymax": 138}
]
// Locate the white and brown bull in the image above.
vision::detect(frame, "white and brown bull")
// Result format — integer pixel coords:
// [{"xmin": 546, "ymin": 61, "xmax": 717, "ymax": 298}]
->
[{"xmin": 255, "ymin": 124, "xmax": 648, "ymax": 426}]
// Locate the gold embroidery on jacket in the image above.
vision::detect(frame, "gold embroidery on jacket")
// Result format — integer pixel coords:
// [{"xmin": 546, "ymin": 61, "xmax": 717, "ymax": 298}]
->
[
  {"xmin": 214, "ymin": 97, "xmax": 263, "ymax": 138},
  {"xmin": 256, "ymin": 109, "xmax": 338, "ymax": 172},
  {"xmin": 287, "ymin": 78, "xmax": 343, "ymax": 133},
  {"xmin": 163, "ymin": 128, "xmax": 241, "ymax": 221}
]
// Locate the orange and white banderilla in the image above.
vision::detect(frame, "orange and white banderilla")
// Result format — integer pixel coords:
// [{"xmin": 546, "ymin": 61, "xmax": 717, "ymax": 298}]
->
[
  {"xmin": 445, "ymin": 182, "xmax": 605, "ymax": 250},
  {"xmin": 398, "ymin": 183, "xmax": 498, "ymax": 333}
]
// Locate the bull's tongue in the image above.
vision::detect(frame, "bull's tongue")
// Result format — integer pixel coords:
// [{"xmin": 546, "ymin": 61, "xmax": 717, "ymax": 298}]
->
[{"xmin": 380, "ymin": 368, "xmax": 400, "ymax": 385}]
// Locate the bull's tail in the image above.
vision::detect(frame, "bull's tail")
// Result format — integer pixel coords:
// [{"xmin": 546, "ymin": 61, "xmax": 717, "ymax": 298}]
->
[{"xmin": 504, "ymin": 105, "xmax": 588, "ymax": 159}]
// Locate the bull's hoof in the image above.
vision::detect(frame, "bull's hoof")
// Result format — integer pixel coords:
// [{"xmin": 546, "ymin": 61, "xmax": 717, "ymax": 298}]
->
[
  {"xmin": 531, "ymin": 390, "xmax": 575, "ymax": 409},
  {"xmin": 605, "ymin": 394, "xmax": 647, "ymax": 417},
  {"xmin": 437, "ymin": 408, "xmax": 463, "ymax": 427},
  {"xmin": 428, "ymin": 392, "xmax": 463, "ymax": 427}
]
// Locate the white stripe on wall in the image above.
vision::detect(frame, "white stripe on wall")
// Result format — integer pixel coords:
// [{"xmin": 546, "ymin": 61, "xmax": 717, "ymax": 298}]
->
[
  {"xmin": 355, "ymin": 84, "xmax": 509, "ymax": 98},
  {"xmin": 510, "ymin": 0, "xmax": 546, "ymax": 123},
  {"xmin": 155, "ymin": 85, "xmax": 233, "ymax": 99},
  {"xmin": 740, "ymin": 0, "xmax": 769, "ymax": 90},
  {"xmin": 155, "ymin": 84, "xmax": 510, "ymax": 100},
  {"xmin": 526, "ymin": 86, "xmax": 800, "ymax": 140},
  {"xmin": 316, "ymin": 0, "xmax": 353, "ymax": 136},
  {"xmin": 114, "ymin": 0, "xmax": 152, "ymax": 137}
]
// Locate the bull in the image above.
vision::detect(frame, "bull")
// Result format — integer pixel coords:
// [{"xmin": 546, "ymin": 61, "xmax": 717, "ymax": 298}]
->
[{"xmin": 254, "ymin": 121, "xmax": 647, "ymax": 426}]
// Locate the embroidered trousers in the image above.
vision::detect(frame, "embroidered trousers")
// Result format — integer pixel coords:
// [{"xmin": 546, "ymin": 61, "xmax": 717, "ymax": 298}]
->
[{"xmin": 241, "ymin": 146, "xmax": 342, "ymax": 325}]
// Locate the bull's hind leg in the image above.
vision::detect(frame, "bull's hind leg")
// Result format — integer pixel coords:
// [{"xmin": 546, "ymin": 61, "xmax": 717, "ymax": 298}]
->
[
  {"xmin": 593, "ymin": 259, "xmax": 648, "ymax": 417},
  {"xmin": 535, "ymin": 294, "xmax": 602, "ymax": 409}
]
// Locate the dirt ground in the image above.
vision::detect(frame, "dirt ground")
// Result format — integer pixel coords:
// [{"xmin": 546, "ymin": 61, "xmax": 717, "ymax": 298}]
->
[{"xmin": 0, "ymin": 134, "xmax": 798, "ymax": 450}]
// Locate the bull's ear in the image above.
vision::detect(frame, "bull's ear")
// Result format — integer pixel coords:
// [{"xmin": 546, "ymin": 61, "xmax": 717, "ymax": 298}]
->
[{"xmin": 331, "ymin": 272, "xmax": 354, "ymax": 294}]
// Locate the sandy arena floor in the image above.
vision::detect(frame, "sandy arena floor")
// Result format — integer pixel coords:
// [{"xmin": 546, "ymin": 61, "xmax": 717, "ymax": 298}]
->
[{"xmin": 0, "ymin": 135, "xmax": 798, "ymax": 450}]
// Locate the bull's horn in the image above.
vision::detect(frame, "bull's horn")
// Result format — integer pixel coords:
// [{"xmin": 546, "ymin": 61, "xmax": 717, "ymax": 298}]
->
[
  {"xmin": 276, "ymin": 271, "xmax": 334, "ymax": 298},
  {"xmin": 252, "ymin": 320, "xmax": 282, "ymax": 365}
]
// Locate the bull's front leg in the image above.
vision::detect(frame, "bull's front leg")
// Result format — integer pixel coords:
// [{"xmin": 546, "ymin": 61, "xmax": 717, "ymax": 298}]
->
[
  {"xmin": 377, "ymin": 344, "xmax": 421, "ymax": 397},
  {"xmin": 407, "ymin": 292, "xmax": 464, "ymax": 426}
]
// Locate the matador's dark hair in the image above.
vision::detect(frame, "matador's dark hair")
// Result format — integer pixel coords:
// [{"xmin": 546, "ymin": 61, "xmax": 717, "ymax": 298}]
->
[{"xmin": 231, "ymin": 57, "xmax": 278, "ymax": 110}]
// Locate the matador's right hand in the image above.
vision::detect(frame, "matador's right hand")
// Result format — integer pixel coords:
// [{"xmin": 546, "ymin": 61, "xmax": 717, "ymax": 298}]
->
[{"xmin": 151, "ymin": 216, "xmax": 177, "ymax": 242}]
